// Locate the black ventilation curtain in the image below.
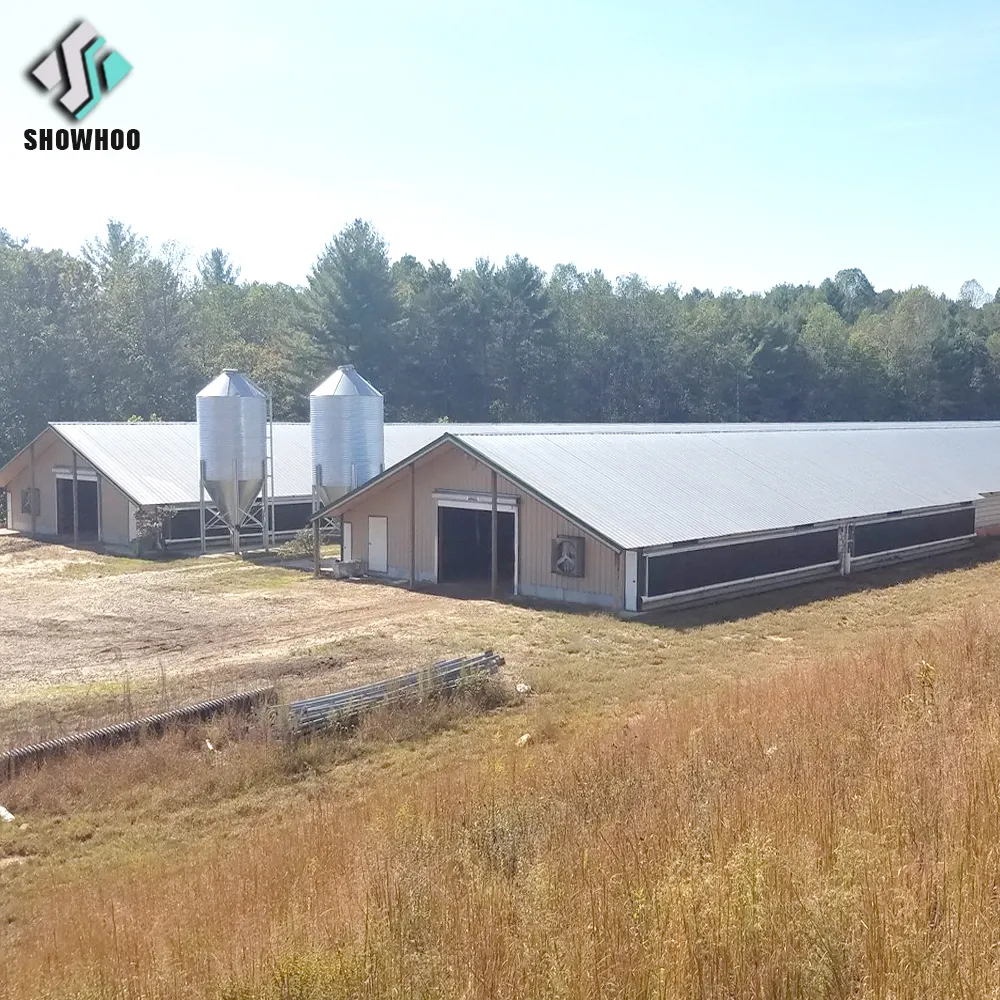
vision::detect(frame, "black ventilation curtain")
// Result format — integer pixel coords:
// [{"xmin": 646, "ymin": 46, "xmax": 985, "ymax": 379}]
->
[
  {"xmin": 272, "ymin": 502, "xmax": 313, "ymax": 533},
  {"xmin": 646, "ymin": 529, "xmax": 839, "ymax": 598},
  {"xmin": 853, "ymin": 507, "xmax": 975, "ymax": 557},
  {"xmin": 166, "ymin": 502, "xmax": 315, "ymax": 541},
  {"xmin": 166, "ymin": 508, "xmax": 227, "ymax": 541}
]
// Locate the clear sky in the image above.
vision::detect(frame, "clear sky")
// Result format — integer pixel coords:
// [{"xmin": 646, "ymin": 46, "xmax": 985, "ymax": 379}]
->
[{"xmin": 2, "ymin": 0, "xmax": 999, "ymax": 297}]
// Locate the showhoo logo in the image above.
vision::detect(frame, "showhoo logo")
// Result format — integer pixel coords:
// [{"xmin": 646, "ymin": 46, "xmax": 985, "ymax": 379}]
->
[{"xmin": 29, "ymin": 20, "xmax": 132, "ymax": 120}]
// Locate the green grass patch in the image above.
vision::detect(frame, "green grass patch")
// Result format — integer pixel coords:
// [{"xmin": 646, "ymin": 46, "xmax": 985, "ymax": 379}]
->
[
  {"xmin": 57, "ymin": 556, "xmax": 169, "ymax": 580},
  {"xmin": 191, "ymin": 565, "xmax": 308, "ymax": 592}
]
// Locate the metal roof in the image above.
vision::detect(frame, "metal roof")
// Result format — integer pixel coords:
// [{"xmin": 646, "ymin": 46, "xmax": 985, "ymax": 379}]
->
[
  {"xmin": 312, "ymin": 421, "xmax": 1000, "ymax": 549},
  {"xmin": 310, "ymin": 365, "xmax": 383, "ymax": 398},
  {"xmin": 4, "ymin": 421, "xmax": 1000, "ymax": 547},
  {"xmin": 453, "ymin": 425, "xmax": 1000, "ymax": 549},
  {"xmin": 197, "ymin": 369, "xmax": 267, "ymax": 398},
  {"xmin": 0, "ymin": 422, "xmax": 478, "ymax": 507}
]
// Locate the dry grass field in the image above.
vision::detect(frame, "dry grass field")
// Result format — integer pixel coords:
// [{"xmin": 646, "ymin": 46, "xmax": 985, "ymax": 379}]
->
[{"xmin": 2, "ymin": 536, "xmax": 1000, "ymax": 999}]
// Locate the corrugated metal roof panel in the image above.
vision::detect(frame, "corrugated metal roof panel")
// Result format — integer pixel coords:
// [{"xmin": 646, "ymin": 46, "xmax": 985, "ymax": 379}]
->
[
  {"xmin": 43, "ymin": 422, "xmax": 464, "ymax": 507},
  {"xmin": 24, "ymin": 421, "xmax": 1000, "ymax": 547},
  {"xmin": 49, "ymin": 423, "xmax": 201, "ymax": 506},
  {"xmin": 310, "ymin": 365, "xmax": 383, "ymax": 398},
  {"xmin": 456, "ymin": 425, "xmax": 1000, "ymax": 549}
]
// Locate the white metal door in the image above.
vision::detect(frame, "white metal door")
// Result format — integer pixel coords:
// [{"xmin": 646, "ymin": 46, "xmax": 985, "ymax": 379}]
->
[
  {"xmin": 342, "ymin": 521, "xmax": 352, "ymax": 562},
  {"xmin": 624, "ymin": 550, "xmax": 639, "ymax": 612},
  {"xmin": 368, "ymin": 516, "xmax": 388, "ymax": 573}
]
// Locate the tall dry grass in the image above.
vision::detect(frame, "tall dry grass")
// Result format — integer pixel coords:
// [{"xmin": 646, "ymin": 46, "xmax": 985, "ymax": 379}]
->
[{"xmin": 4, "ymin": 606, "xmax": 1000, "ymax": 999}]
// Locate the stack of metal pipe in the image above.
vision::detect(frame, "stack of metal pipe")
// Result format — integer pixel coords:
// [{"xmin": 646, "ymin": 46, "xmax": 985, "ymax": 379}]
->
[{"xmin": 285, "ymin": 650, "xmax": 504, "ymax": 736}]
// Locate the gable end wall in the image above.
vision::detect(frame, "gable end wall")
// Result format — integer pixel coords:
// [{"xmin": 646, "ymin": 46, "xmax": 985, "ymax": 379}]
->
[
  {"xmin": 4, "ymin": 432, "xmax": 132, "ymax": 544},
  {"xmin": 336, "ymin": 442, "xmax": 620, "ymax": 608}
]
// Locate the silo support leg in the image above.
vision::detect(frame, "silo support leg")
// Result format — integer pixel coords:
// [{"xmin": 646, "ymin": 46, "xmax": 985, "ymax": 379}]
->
[
  {"xmin": 313, "ymin": 518, "xmax": 321, "ymax": 578},
  {"xmin": 232, "ymin": 460, "xmax": 240, "ymax": 555}
]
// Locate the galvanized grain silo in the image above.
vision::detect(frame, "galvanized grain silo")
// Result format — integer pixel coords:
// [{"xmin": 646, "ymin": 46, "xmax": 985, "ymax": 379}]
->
[
  {"xmin": 310, "ymin": 365, "xmax": 384, "ymax": 507},
  {"xmin": 197, "ymin": 369, "xmax": 268, "ymax": 551}
]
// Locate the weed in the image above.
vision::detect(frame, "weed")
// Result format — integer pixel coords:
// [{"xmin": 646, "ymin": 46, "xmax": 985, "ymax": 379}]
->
[{"xmin": 4, "ymin": 555, "xmax": 1000, "ymax": 999}]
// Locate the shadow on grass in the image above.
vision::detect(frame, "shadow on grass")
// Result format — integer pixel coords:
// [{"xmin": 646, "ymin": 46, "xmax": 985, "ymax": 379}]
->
[
  {"xmin": 273, "ymin": 540, "xmax": 1000, "ymax": 631},
  {"xmin": 642, "ymin": 539, "xmax": 1000, "ymax": 631}
]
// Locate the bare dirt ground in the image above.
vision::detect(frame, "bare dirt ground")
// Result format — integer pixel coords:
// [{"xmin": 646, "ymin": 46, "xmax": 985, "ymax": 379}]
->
[
  {"xmin": 0, "ymin": 536, "xmax": 517, "ymax": 746},
  {"xmin": 2, "ymin": 533, "xmax": 998, "ymax": 750}
]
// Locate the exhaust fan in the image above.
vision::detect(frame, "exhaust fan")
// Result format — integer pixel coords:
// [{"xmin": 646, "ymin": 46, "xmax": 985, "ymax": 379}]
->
[{"xmin": 552, "ymin": 535, "xmax": 585, "ymax": 578}]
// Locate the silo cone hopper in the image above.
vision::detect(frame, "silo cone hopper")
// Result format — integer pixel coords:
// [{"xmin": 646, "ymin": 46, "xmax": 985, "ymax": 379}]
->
[{"xmin": 196, "ymin": 369, "xmax": 269, "ymax": 551}]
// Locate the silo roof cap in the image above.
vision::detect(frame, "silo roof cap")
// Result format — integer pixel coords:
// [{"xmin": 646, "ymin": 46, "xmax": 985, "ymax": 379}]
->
[
  {"xmin": 310, "ymin": 366, "xmax": 383, "ymax": 398},
  {"xmin": 197, "ymin": 370, "xmax": 267, "ymax": 398}
]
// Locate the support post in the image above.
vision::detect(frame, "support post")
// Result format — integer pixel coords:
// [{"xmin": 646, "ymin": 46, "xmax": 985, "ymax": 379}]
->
[
  {"xmin": 515, "ymin": 500, "xmax": 521, "ymax": 596},
  {"xmin": 490, "ymin": 469, "xmax": 498, "ymax": 599},
  {"xmin": 313, "ymin": 517, "xmax": 321, "ymax": 578},
  {"xmin": 29, "ymin": 441, "xmax": 36, "ymax": 539},
  {"xmin": 267, "ymin": 393, "xmax": 275, "ymax": 549},
  {"xmin": 261, "ymin": 459, "xmax": 269, "ymax": 552},
  {"xmin": 232, "ymin": 459, "xmax": 240, "ymax": 555},
  {"xmin": 96, "ymin": 472, "xmax": 103, "ymax": 545},
  {"xmin": 313, "ymin": 466, "xmax": 322, "ymax": 549},
  {"xmin": 614, "ymin": 550, "xmax": 623, "ymax": 612},
  {"xmin": 72, "ymin": 450, "xmax": 79, "ymax": 545},
  {"xmin": 838, "ymin": 523, "xmax": 854, "ymax": 577},
  {"xmin": 409, "ymin": 463, "xmax": 416, "ymax": 586},
  {"xmin": 199, "ymin": 461, "xmax": 207, "ymax": 555}
]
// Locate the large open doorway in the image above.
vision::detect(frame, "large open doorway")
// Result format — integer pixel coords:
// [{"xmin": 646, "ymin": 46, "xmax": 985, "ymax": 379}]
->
[
  {"xmin": 437, "ymin": 505, "xmax": 515, "ymax": 589},
  {"xmin": 56, "ymin": 478, "xmax": 99, "ymax": 539}
]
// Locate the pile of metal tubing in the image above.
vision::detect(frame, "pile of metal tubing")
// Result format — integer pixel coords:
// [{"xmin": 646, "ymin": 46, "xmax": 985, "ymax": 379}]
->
[
  {"xmin": 285, "ymin": 650, "xmax": 505, "ymax": 736},
  {"xmin": 0, "ymin": 687, "xmax": 276, "ymax": 781},
  {"xmin": 1, "ymin": 652, "xmax": 506, "ymax": 781}
]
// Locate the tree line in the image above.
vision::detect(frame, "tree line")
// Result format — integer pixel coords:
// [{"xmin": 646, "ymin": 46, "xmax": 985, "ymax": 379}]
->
[{"xmin": 3, "ymin": 218, "xmax": 1000, "ymax": 477}]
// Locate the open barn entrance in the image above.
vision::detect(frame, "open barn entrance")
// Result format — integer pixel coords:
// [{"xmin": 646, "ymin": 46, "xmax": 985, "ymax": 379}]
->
[
  {"xmin": 438, "ymin": 505, "xmax": 515, "ymax": 589},
  {"xmin": 56, "ymin": 478, "xmax": 98, "ymax": 539}
]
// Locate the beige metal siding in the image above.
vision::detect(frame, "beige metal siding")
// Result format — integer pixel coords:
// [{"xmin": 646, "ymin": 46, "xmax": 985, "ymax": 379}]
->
[
  {"xmin": 976, "ymin": 495, "xmax": 1000, "ymax": 535},
  {"xmin": 100, "ymin": 477, "xmax": 132, "ymax": 545},
  {"xmin": 6, "ymin": 435, "xmax": 77, "ymax": 536},
  {"xmin": 4, "ymin": 432, "xmax": 132, "ymax": 543},
  {"xmin": 342, "ymin": 475, "xmax": 411, "ymax": 578},
  {"xmin": 513, "ymin": 496, "xmax": 618, "ymax": 606},
  {"xmin": 337, "ymin": 441, "xmax": 620, "ymax": 607}
]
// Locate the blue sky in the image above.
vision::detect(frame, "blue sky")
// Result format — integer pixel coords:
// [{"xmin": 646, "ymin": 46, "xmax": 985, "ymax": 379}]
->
[{"xmin": 2, "ymin": 0, "xmax": 999, "ymax": 296}]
